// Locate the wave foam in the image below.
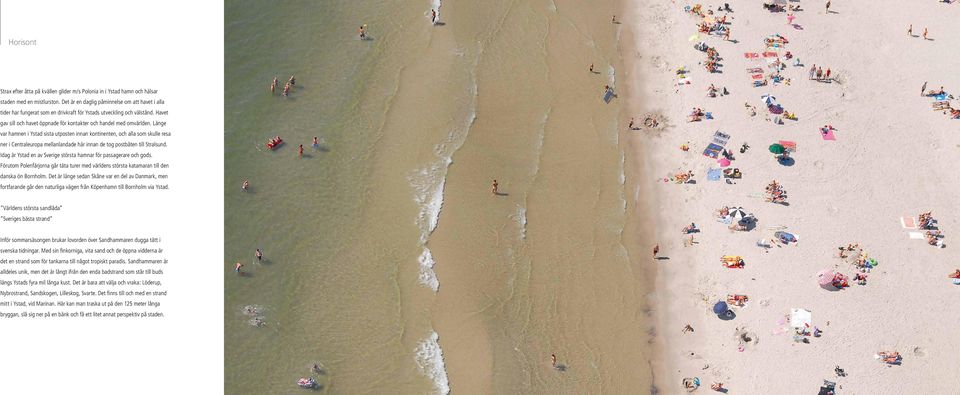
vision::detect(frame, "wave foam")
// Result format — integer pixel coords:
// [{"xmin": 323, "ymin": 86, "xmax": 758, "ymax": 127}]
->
[
  {"xmin": 415, "ymin": 331, "xmax": 450, "ymax": 395},
  {"xmin": 418, "ymin": 247, "xmax": 440, "ymax": 292},
  {"xmin": 514, "ymin": 205, "xmax": 527, "ymax": 240}
]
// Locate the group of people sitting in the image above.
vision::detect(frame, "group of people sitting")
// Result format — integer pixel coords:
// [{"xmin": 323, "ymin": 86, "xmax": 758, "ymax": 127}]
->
[
  {"xmin": 853, "ymin": 272, "xmax": 868, "ymax": 286},
  {"xmin": 919, "ymin": 212, "xmax": 945, "ymax": 246},
  {"xmin": 926, "ymin": 87, "xmax": 959, "ymax": 118},
  {"xmin": 704, "ymin": 47, "xmax": 722, "ymax": 73},
  {"xmin": 765, "ymin": 180, "xmax": 787, "ymax": 204},
  {"xmin": 688, "ymin": 107, "xmax": 706, "ymax": 122},
  {"xmin": 706, "ymin": 84, "xmax": 729, "ymax": 98},
  {"xmin": 919, "ymin": 211, "xmax": 936, "ymax": 229},
  {"xmin": 830, "ymin": 272, "xmax": 849, "ymax": 288}
]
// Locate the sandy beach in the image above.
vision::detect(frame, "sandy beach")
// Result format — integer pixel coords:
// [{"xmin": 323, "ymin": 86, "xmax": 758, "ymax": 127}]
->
[{"xmin": 622, "ymin": 0, "xmax": 960, "ymax": 393}]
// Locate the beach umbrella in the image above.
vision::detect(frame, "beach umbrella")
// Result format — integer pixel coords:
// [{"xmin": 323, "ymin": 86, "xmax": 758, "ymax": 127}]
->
[
  {"xmin": 768, "ymin": 143, "xmax": 785, "ymax": 154},
  {"xmin": 718, "ymin": 158, "xmax": 731, "ymax": 167},
  {"xmin": 761, "ymin": 94, "xmax": 777, "ymax": 106},
  {"xmin": 817, "ymin": 269, "xmax": 836, "ymax": 286},
  {"xmin": 729, "ymin": 207, "xmax": 748, "ymax": 219},
  {"xmin": 713, "ymin": 301, "xmax": 729, "ymax": 314}
]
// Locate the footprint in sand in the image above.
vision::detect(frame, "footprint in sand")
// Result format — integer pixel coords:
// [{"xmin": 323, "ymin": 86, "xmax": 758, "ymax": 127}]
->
[{"xmin": 913, "ymin": 346, "xmax": 926, "ymax": 357}]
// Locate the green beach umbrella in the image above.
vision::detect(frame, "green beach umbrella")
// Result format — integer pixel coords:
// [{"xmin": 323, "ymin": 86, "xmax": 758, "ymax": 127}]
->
[{"xmin": 768, "ymin": 143, "xmax": 785, "ymax": 154}]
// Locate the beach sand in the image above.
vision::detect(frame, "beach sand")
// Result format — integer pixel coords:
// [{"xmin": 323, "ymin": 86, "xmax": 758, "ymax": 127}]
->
[{"xmin": 622, "ymin": 0, "xmax": 960, "ymax": 392}]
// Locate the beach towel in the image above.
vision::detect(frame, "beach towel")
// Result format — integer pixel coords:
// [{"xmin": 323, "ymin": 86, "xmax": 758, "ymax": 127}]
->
[
  {"xmin": 703, "ymin": 143, "xmax": 723, "ymax": 158},
  {"xmin": 712, "ymin": 131, "xmax": 730, "ymax": 145},
  {"xmin": 744, "ymin": 52, "xmax": 760, "ymax": 58},
  {"xmin": 900, "ymin": 216, "xmax": 917, "ymax": 229},
  {"xmin": 746, "ymin": 68, "xmax": 762, "ymax": 73},
  {"xmin": 908, "ymin": 232, "xmax": 925, "ymax": 240},
  {"xmin": 778, "ymin": 140, "xmax": 797, "ymax": 152},
  {"xmin": 752, "ymin": 74, "xmax": 764, "ymax": 80},
  {"xmin": 820, "ymin": 128, "xmax": 836, "ymax": 140},
  {"xmin": 678, "ymin": 75, "xmax": 692, "ymax": 85},
  {"xmin": 705, "ymin": 112, "xmax": 714, "ymax": 120},
  {"xmin": 707, "ymin": 168, "xmax": 721, "ymax": 181},
  {"xmin": 935, "ymin": 93, "xmax": 947, "ymax": 101},
  {"xmin": 763, "ymin": 52, "xmax": 779, "ymax": 58}
]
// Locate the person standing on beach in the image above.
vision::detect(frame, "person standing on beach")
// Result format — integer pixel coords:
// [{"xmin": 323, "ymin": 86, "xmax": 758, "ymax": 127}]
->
[
  {"xmin": 256, "ymin": 249, "xmax": 263, "ymax": 261},
  {"xmin": 724, "ymin": 28, "xmax": 731, "ymax": 41},
  {"xmin": 312, "ymin": 137, "xmax": 320, "ymax": 150},
  {"xmin": 431, "ymin": 9, "xmax": 437, "ymax": 24},
  {"xmin": 825, "ymin": 68, "xmax": 831, "ymax": 80},
  {"xmin": 628, "ymin": 118, "xmax": 635, "ymax": 129},
  {"xmin": 612, "ymin": 15, "xmax": 617, "ymax": 23},
  {"xmin": 359, "ymin": 25, "xmax": 367, "ymax": 39},
  {"xmin": 907, "ymin": 24, "xmax": 913, "ymax": 36},
  {"xmin": 589, "ymin": 63, "xmax": 594, "ymax": 73},
  {"xmin": 825, "ymin": 0, "xmax": 831, "ymax": 12},
  {"xmin": 235, "ymin": 262, "xmax": 243, "ymax": 273},
  {"xmin": 551, "ymin": 354, "xmax": 557, "ymax": 367},
  {"xmin": 921, "ymin": 81, "xmax": 928, "ymax": 96},
  {"xmin": 298, "ymin": 144, "xmax": 304, "ymax": 158},
  {"xmin": 492, "ymin": 179, "xmax": 499, "ymax": 195},
  {"xmin": 808, "ymin": 64, "xmax": 816, "ymax": 80},
  {"xmin": 816, "ymin": 67, "xmax": 823, "ymax": 80},
  {"xmin": 923, "ymin": 27, "xmax": 928, "ymax": 40},
  {"xmin": 652, "ymin": 244, "xmax": 659, "ymax": 259}
]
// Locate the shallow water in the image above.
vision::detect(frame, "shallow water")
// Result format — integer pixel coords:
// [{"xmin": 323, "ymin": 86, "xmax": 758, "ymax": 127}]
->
[{"xmin": 225, "ymin": 0, "xmax": 653, "ymax": 393}]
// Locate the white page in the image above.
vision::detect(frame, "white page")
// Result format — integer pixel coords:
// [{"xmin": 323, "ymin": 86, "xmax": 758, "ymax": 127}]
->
[{"xmin": 0, "ymin": 1, "xmax": 223, "ymax": 393}]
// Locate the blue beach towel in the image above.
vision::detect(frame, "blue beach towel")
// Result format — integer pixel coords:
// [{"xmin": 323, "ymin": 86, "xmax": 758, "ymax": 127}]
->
[{"xmin": 707, "ymin": 168, "xmax": 721, "ymax": 181}]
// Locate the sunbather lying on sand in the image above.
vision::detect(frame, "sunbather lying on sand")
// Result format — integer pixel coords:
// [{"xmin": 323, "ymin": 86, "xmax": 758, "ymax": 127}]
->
[
  {"xmin": 878, "ymin": 351, "xmax": 901, "ymax": 364},
  {"xmin": 949, "ymin": 270, "xmax": 960, "ymax": 278},
  {"xmin": 726, "ymin": 294, "xmax": 748, "ymax": 306}
]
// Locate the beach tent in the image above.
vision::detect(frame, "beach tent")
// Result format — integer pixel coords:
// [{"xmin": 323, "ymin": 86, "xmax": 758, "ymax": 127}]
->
[
  {"xmin": 817, "ymin": 269, "xmax": 836, "ymax": 286},
  {"xmin": 714, "ymin": 301, "xmax": 729, "ymax": 314},
  {"xmin": 789, "ymin": 308, "xmax": 811, "ymax": 328}
]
